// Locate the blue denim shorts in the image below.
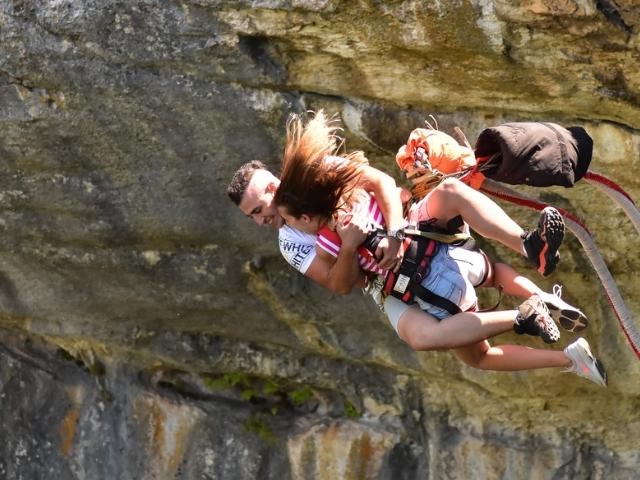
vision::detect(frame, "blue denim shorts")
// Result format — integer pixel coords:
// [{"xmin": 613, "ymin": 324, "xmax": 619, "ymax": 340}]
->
[
  {"xmin": 414, "ymin": 243, "xmax": 487, "ymax": 320},
  {"xmin": 384, "ymin": 243, "xmax": 488, "ymax": 331}
]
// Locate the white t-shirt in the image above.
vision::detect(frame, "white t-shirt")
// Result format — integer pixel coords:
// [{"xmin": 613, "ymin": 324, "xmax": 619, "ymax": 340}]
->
[
  {"xmin": 277, "ymin": 155, "xmax": 343, "ymax": 274},
  {"xmin": 278, "ymin": 222, "xmax": 411, "ymax": 335},
  {"xmin": 278, "ymin": 225, "xmax": 317, "ymax": 274}
]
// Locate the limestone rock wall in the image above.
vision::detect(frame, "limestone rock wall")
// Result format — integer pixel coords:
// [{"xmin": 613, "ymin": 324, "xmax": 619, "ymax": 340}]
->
[{"xmin": 0, "ymin": 1, "xmax": 639, "ymax": 478}]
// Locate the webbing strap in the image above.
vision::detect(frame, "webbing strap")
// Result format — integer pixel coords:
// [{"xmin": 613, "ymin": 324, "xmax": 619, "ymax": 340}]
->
[
  {"xmin": 384, "ymin": 235, "xmax": 462, "ymax": 316},
  {"xmin": 403, "ymin": 228, "xmax": 470, "ymax": 244},
  {"xmin": 408, "ymin": 283, "xmax": 461, "ymax": 315},
  {"xmin": 368, "ymin": 226, "xmax": 469, "ymax": 245}
]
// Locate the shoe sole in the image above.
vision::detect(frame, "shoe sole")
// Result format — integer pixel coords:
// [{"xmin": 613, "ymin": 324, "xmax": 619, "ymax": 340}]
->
[
  {"xmin": 593, "ymin": 358, "xmax": 608, "ymax": 386},
  {"xmin": 516, "ymin": 295, "xmax": 561, "ymax": 344},
  {"xmin": 536, "ymin": 303, "xmax": 561, "ymax": 344},
  {"xmin": 538, "ymin": 207, "xmax": 564, "ymax": 277},
  {"xmin": 540, "ymin": 317, "xmax": 560, "ymax": 344},
  {"xmin": 572, "ymin": 338, "xmax": 608, "ymax": 386},
  {"xmin": 546, "ymin": 303, "xmax": 588, "ymax": 332}
]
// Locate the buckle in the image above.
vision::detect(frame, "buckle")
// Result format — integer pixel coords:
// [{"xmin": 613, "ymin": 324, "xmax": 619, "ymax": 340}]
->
[
  {"xmin": 413, "ymin": 265, "xmax": 430, "ymax": 284},
  {"xmin": 392, "ymin": 274, "xmax": 411, "ymax": 294}
]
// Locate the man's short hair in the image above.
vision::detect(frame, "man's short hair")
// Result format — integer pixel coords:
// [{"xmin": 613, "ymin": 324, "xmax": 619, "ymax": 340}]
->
[{"xmin": 226, "ymin": 160, "xmax": 268, "ymax": 205}]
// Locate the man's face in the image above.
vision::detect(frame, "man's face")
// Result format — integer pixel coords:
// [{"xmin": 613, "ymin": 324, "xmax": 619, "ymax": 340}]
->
[{"xmin": 238, "ymin": 169, "xmax": 284, "ymax": 229}]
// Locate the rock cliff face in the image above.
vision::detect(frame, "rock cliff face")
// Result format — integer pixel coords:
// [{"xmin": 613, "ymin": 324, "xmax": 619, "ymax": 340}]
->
[{"xmin": 0, "ymin": 1, "xmax": 639, "ymax": 478}]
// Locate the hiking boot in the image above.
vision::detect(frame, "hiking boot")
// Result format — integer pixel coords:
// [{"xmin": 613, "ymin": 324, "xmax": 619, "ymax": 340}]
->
[
  {"xmin": 522, "ymin": 207, "xmax": 565, "ymax": 277},
  {"xmin": 514, "ymin": 294, "xmax": 560, "ymax": 344},
  {"xmin": 564, "ymin": 337, "xmax": 608, "ymax": 387},
  {"xmin": 538, "ymin": 285, "xmax": 588, "ymax": 332}
]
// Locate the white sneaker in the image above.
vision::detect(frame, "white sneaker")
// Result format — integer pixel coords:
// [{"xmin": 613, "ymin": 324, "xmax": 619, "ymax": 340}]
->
[
  {"xmin": 538, "ymin": 285, "xmax": 588, "ymax": 332},
  {"xmin": 564, "ymin": 338, "xmax": 607, "ymax": 387}
]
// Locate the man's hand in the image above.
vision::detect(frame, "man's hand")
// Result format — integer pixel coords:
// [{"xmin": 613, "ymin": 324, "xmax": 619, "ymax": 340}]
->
[{"xmin": 375, "ymin": 236, "xmax": 403, "ymax": 271}]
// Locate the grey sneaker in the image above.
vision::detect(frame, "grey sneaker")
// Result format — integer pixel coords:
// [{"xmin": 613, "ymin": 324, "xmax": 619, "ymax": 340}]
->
[
  {"xmin": 538, "ymin": 285, "xmax": 588, "ymax": 332},
  {"xmin": 564, "ymin": 337, "xmax": 607, "ymax": 387},
  {"xmin": 514, "ymin": 294, "xmax": 561, "ymax": 344},
  {"xmin": 522, "ymin": 207, "xmax": 565, "ymax": 277}
]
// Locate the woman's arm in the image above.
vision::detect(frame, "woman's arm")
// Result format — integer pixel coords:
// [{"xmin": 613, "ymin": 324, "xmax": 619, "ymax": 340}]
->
[
  {"xmin": 304, "ymin": 246, "xmax": 364, "ymax": 295},
  {"xmin": 356, "ymin": 164, "xmax": 405, "ymax": 269}
]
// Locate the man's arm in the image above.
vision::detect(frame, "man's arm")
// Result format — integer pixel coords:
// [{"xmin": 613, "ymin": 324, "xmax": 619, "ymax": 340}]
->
[
  {"xmin": 303, "ymin": 212, "xmax": 370, "ymax": 295},
  {"xmin": 279, "ymin": 218, "xmax": 367, "ymax": 295},
  {"xmin": 304, "ymin": 246, "xmax": 365, "ymax": 295},
  {"xmin": 357, "ymin": 164, "xmax": 405, "ymax": 269}
]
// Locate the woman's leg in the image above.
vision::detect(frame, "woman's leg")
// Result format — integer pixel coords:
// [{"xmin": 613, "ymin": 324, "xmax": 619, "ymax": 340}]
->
[
  {"xmin": 410, "ymin": 178, "xmax": 564, "ymax": 276},
  {"xmin": 488, "ymin": 262, "xmax": 544, "ymax": 298},
  {"xmin": 413, "ymin": 178, "xmax": 525, "ymax": 254},
  {"xmin": 453, "ymin": 340, "xmax": 570, "ymax": 371},
  {"xmin": 396, "ymin": 306, "xmax": 518, "ymax": 351}
]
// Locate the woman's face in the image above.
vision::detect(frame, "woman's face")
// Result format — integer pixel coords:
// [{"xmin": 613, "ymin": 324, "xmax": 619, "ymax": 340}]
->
[{"xmin": 277, "ymin": 206, "xmax": 324, "ymax": 234}]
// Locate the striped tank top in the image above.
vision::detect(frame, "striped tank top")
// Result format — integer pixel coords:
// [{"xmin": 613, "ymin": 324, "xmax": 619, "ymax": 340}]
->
[{"xmin": 315, "ymin": 193, "xmax": 388, "ymax": 275}]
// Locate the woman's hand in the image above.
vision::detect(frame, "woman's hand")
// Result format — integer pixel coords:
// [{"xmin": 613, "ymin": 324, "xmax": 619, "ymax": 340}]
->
[{"xmin": 336, "ymin": 212, "xmax": 370, "ymax": 251}]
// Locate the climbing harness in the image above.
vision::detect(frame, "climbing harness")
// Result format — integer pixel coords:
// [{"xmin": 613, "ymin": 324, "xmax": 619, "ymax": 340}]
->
[{"xmin": 363, "ymin": 220, "xmax": 474, "ymax": 316}]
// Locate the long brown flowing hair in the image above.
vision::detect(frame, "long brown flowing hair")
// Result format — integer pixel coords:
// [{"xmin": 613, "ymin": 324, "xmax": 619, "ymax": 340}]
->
[{"xmin": 274, "ymin": 110, "xmax": 368, "ymax": 224}]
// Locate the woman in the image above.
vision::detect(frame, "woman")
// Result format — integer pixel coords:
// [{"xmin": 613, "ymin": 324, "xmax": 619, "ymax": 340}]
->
[{"xmin": 273, "ymin": 111, "xmax": 607, "ymax": 386}]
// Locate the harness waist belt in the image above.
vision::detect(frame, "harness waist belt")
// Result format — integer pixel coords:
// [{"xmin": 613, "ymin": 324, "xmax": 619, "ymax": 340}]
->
[{"xmin": 382, "ymin": 233, "xmax": 461, "ymax": 316}]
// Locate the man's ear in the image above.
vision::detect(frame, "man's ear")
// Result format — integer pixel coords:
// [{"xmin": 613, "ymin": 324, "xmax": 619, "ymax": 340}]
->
[
  {"xmin": 265, "ymin": 181, "xmax": 278, "ymax": 194},
  {"xmin": 301, "ymin": 214, "xmax": 311, "ymax": 224}
]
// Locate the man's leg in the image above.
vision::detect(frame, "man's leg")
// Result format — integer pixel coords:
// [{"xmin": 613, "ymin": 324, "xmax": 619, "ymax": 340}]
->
[
  {"xmin": 488, "ymin": 262, "xmax": 588, "ymax": 332},
  {"xmin": 453, "ymin": 340, "xmax": 569, "ymax": 370},
  {"xmin": 454, "ymin": 338, "xmax": 607, "ymax": 387},
  {"xmin": 488, "ymin": 262, "xmax": 542, "ymax": 298},
  {"xmin": 411, "ymin": 178, "xmax": 564, "ymax": 276},
  {"xmin": 453, "ymin": 339, "xmax": 608, "ymax": 387},
  {"xmin": 396, "ymin": 307, "xmax": 520, "ymax": 351}
]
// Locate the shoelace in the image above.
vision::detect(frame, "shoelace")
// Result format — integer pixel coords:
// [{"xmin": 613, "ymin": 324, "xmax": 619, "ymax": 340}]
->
[{"xmin": 552, "ymin": 284, "xmax": 563, "ymax": 298}]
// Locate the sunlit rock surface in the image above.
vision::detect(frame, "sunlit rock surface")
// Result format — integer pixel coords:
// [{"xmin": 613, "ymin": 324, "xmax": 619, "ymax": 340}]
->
[{"xmin": 0, "ymin": 1, "xmax": 639, "ymax": 478}]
